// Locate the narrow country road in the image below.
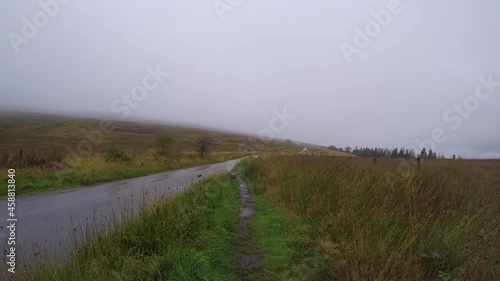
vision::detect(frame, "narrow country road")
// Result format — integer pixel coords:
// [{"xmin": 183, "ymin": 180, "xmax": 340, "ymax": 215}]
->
[
  {"xmin": 294, "ymin": 142, "xmax": 308, "ymax": 154},
  {"xmin": 0, "ymin": 158, "xmax": 244, "ymax": 266}
]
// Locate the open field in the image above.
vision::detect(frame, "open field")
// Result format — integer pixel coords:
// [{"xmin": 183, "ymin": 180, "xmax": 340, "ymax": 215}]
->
[
  {"xmin": 0, "ymin": 112, "xmax": 350, "ymax": 196},
  {"xmin": 242, "ymin": 156, "xmax": 500, "ymax": 280}
]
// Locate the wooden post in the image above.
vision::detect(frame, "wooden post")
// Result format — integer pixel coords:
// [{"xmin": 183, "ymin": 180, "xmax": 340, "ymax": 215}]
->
[
  {"xmin": 19, "ymin": 149, "xmax": 23, "ymax": 159},
  {"xmin": 417, "ymin": 157, "xmax": 421, "ymax": 170}
]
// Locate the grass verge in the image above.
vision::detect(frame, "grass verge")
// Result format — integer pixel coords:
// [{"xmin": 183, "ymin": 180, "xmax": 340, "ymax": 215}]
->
[
  {"xmin": 1, "ymin": 152, "xmax": 243, "ymax": 197},
  {"xmin": 15, "ymin": 173, "xmax": 240, "ymax": 281}
]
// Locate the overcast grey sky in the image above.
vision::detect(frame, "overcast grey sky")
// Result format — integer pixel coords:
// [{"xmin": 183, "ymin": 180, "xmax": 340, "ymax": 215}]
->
[{"xmin": 1, "ymin": 0, "xmax": 499, "ymax": 158}]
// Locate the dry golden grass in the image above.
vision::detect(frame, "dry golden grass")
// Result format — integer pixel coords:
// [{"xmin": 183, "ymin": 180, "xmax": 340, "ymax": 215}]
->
[{"xmin": 246, "ymin": 155, "xmax": 500, "ymax": 280}]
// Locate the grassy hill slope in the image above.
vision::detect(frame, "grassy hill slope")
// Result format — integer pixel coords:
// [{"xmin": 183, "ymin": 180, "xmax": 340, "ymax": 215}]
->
[{"xmin": 0, "ymin": 112, "xmax": 350, "ymax": 195}]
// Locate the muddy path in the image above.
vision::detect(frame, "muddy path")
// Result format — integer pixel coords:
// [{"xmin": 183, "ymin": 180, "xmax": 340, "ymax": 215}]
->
[{"xmin": 234, "ymin": 174, "xmax": 262, "ymax": 276}]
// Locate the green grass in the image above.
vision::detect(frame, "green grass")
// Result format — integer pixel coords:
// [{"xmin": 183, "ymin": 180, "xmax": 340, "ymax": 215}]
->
[
  {"xmin": 243, "ymin": 156, "xmax": 500, "ymax": 280},
  {"xmin": 246, "ymin": 188, "xmax": 318, "ymax": 280},
  {"xmin": 14, "ymin": 173, "xmax": 241, "ymax": 281},
  {"xmin": 233, "ymin": 158, "xmax": 320, "ymax": 280}
]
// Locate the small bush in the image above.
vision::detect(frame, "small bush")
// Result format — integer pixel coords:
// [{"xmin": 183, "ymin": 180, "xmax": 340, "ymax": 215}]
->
[
  {"xmin": 80, "ymin": 178, "xmax": 91, "ymax": 185},
  {"xmin": 106, "ymin": 148, "xmax": 132, "ymax": 162}
]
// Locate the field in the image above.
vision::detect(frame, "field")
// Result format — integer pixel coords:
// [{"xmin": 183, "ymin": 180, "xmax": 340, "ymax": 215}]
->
[
  {"xmin": 0, "ymin": 112, "xmax": 349, "ymax": 196},
  {"xmin": 242, "ymin": 156, "xmax": 500, "ymax": 280}
]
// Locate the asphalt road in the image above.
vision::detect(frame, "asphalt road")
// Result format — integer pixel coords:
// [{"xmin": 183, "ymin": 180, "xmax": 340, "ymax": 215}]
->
[{"xmin": 0, "ymin": 158, "xmax": 244, "ymax": 266}]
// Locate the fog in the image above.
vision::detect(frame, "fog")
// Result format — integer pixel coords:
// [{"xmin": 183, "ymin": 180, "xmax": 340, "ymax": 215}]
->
[{"xmin": 1, "ymin": 0, "xmax": 499, "ymax": 158}]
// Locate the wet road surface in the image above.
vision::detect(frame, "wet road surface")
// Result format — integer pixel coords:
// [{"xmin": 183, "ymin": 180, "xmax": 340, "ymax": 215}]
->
[{"xmin": 0, "ymin": 158, "xmax": 244, "ymax": 266}]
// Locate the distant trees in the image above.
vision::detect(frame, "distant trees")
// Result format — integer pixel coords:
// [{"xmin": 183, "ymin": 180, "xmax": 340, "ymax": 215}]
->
[
  {"xmin": 419, "ymin": 148, "xmax": 440, "ymax": 159},
  {"xmin": 156, "ymin": 132, "xmax": 174, "ymax": 156},
  {"xmin": 196, "ymin": 136, "xmax": 211, "ymax": 158},
  {"xmin": 328, "ymin": 145, "xmax": 445, "ymax": 159},
  {"xmin": 398, "ymin": 148, "xmax": 405, "ymax": 158},
  {"xmin": 420, "ymin": 148, "xmax": 427, "ymax": 159},
  {"xmin": 351, "ymin": 147, "xmax": 416, "ymax": 158},
  {"xmin": 391, "ymin": 148, "xmax": 399, "ymax": 158},
  {"xmin": 428, "ymin": 149, "xmax": 436, "ymax": 159}
]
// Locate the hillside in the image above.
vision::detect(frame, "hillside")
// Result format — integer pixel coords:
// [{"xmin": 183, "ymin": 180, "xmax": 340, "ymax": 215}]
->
[
  {"xmin": 0, "ymin": 112, "xmax": 351, "ymax": 195},
  {"xmin": 0, "ymin": 112, "xmax": 351, "ymax": 162}
]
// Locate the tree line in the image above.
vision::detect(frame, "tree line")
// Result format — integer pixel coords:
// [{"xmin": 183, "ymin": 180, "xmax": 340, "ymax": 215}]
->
[{"xmin": 328, "ymin": 145, "xmax": 454, "ymax": 159}]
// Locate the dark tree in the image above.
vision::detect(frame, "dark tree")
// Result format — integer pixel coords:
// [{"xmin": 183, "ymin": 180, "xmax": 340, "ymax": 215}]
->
[
  {"xmin": 196, "ymin": 136, "xmax": 211, "ymax": 158},
  {"xmin": 391, "ymin": 148, "xmax": 399, "ymax": 158},
  {"xmin": 420, "ymin": 148, "xmax": 427, "ymax": 159},
  {"xmin": 428, "ymin": 149, "xmax": 435, "ymax": 159},
  {"xmin": 398, "ymin": 148, "xmax": 405, "ymax": 158}
]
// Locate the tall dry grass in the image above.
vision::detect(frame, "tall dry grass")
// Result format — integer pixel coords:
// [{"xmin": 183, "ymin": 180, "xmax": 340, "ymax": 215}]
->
[{"xmin": 247, "ymin": 156, "xmax": 499, "ymax": 280}]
